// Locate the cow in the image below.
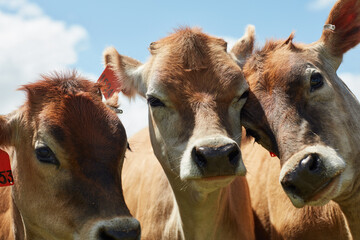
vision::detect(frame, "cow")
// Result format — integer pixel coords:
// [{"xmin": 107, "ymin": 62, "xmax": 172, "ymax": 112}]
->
[
  {"xmin": 231, "ymin": 0, "xmax": 360, "ymax": 238},
  {"xmin": 103, "ymin": 27, "xmax": 255, "ymax": 239},
  {"xmin": 0, "ymin": 72, "xmax": 140, "ymax": 239}
]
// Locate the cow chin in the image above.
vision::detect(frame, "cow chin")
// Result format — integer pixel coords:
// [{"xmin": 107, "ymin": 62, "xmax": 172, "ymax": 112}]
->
[
  {"xmin": 279, "ymin": 145, "xmax": 353, "ymax": 208},
  {"xmin": 286, "ymin": 175, "xmax": 339, "ymax": 208},
  {"xmin": 190, "ymin": 175, "xmax": 237, "ymax": 193}
]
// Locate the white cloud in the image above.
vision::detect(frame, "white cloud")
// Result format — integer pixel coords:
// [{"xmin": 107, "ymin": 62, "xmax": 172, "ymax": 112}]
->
[
  {"xmin": 0, "ymin": 0, "xmax": 148, "ymax": 138},
  {"xmin": 0, "ymin": 0, "xmax": 87, "ymax": 114},
  {"xmin": 307, "ymin": 0, "xmax": 337, "ymax": 10},
  {"xmin": 339, "ymin": 73, "xmax": 360, "ymax": 101}
]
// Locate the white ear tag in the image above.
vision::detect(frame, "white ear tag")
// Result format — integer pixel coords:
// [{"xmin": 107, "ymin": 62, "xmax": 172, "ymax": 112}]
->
[{"xmin": 324, "ymin": 24, "xmax": 336, "ymax": 31}]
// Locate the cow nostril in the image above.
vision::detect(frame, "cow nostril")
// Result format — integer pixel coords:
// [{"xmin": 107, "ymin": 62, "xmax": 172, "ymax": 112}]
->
[
  {"xmin": 309, "ymin": 154, "xmax": 320, "ymax": 171},
  {"xmin": 228, "ymin": 147, "xmax": 240, "ymax": 166},
  {"xmin": 300, "ymin": 154, "xmax": 321, "ymax": 172},
  {"xmin": 193, "ymin": 147, "xmax": 208, "ymax": 168}
]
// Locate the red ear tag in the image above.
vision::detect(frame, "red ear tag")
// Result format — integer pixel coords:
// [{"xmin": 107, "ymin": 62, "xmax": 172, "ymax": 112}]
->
[
  {"xmin": 97, "ymin": 66, "xmax": 122, "ymax": 99},
  {"xmin": 270, "ymin": 152, "xmax": 277, "ymax": 158},
  {"xmin": 0, "ymin": 150, "xmax": 14, "ymax": 187}
]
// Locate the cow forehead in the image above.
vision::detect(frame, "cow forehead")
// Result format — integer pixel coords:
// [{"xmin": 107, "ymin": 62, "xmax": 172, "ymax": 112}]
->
[
  {"xmin": 23, "ymin": 75, "xmax": 126, "ymax": 167},
  {"xmin": 150, "ymin": 27, "xmax": 228, "ymax": 69},
  {"xmin": 147, "ymin": 29, "xmax": 246, "ymax": 103},
  {"xmin": 41, "ymin": 95, "xmax": 125, "ymax": 159},
  {"xmin": 153, "ymin": 65, "xmax": 243, "ymax": 91},
  {"xmin": 250, "ymin": 48, "xmax": 312, "ymax": 94}
]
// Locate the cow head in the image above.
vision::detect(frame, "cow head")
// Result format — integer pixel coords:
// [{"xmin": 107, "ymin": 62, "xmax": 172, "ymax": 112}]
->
[
  {"xmin": 104, "ymin": 28, "xmax": 249, "ymax": 193},
  {"xmin": 0, "ymin": 73, "xmax": 140, "ymax": 239}
]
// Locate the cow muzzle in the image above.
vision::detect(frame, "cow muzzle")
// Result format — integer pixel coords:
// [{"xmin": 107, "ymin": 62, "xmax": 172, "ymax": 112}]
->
[
  {"xmin": 279, "ymin": 145, "xmax": 346, "ymax": 208},
  {"xmin": 180, "ymin": 136, "xmax": 246, "ymax": 181}
]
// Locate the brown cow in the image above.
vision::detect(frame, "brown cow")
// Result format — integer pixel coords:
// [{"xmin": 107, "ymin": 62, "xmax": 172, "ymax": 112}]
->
[
  {"xmin": 231, "ymin": 0, "xmax": 360, "ymax": 239},
  {"xmin": 104, "ymin": 27, "xmax": 255, "ymax": 239},
  {"xmin": 0, "ymin": 72, "xmax": 140, "ymax": 239}
]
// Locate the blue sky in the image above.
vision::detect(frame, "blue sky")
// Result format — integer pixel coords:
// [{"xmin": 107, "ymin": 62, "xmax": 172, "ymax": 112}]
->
[
  {"xmin": 0, "ymin": 0, "xmax": 359, "ymax": 136},
  {"xmin": 30, "ymin": 0, "xmax": 360, "ymax": 73}
]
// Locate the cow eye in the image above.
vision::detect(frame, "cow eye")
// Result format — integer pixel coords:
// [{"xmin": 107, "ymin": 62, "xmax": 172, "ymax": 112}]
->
[
  {"xmin": 35, "ymin": 146, "xmax": 59, "ymax": 165},
  {"xmin": 147, "ymin": 96, "xmax": 165, "ymax": 107},
  {"xmin": 310, "ymin": 72, "xmax": 324, "ymax": 92}
]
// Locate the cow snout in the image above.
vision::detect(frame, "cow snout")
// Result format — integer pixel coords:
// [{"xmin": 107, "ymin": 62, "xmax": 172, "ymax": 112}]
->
[
  {"xmin": 192, "ymin": 143, "xmax": 241, "ymax": 177},
  {"xmin": 92, "ymin": 217, "xmax": 141, "ymax": 240},
  {"xmin": 280, "ymin": 154, "xmax": 331, "ymax": 202}
]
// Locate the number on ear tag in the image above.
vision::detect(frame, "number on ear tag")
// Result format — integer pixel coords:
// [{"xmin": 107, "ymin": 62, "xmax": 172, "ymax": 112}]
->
[{"xmin": 0, "ymin": 150, "xmax": 14, "ymax": 187}]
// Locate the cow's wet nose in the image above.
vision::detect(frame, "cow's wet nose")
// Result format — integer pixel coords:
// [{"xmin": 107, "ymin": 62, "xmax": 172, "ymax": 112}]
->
[{"xmin": 193, "ymin": 143, "xmax": 240, "ymax": 176}]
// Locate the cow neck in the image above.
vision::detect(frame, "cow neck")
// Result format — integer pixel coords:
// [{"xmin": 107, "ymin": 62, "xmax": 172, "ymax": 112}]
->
[
  {"xmin": 166, "ymin": 172, "xmax": 254, "ymax": 240},
  {"xmin": 12, "ymin": 197, "xmax": 25, "ymax": 240},
  {"xmin": 331, "ymin": 92, "xmax": 360, "ymax": 239},
  {"xmin": 336, "ymin": 169, "xmax": 360, "ymax": 240},
  {"xmin": 0, "ymin": 187, "xmax": 14, "ymax": 239}
]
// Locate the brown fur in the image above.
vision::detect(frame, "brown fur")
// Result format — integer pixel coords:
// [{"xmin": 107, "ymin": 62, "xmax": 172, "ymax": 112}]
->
[
  {"xmin": 0, "ymin": 72, "xmax": 139, "ymax": 239},
  {"xmin": 0, "ymin": 116, "xmax": 11, "ymax": 147},
  {"xmin": 122, "ymin": 129, "xmax": 178, "ymax": 239}
]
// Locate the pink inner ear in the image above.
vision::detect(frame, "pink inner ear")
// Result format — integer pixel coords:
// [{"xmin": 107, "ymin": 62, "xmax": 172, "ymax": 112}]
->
[
  {"xmin": 344, "ymin": 13, "xmax": 356, "ymax": 26},
  {"xmin": 336, "ymin": 0, "xmax": 358, "ymax": 29}
]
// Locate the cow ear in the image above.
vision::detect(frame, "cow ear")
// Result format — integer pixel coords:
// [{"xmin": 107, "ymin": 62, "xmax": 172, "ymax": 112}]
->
[
  {"xmin": 103, "ymin": 47, "xmax": 147, "ymax": 98},
  {"xmin": 0, "ymin": 115, "xmax": 11, "ymax": 147},
  {"xmin": 230, "ymin": 25, "xmax": 255, "ymax": 68},
  {"xmin": 319, "ymin": 0, "xmax": 360, "ymax": 69}
]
